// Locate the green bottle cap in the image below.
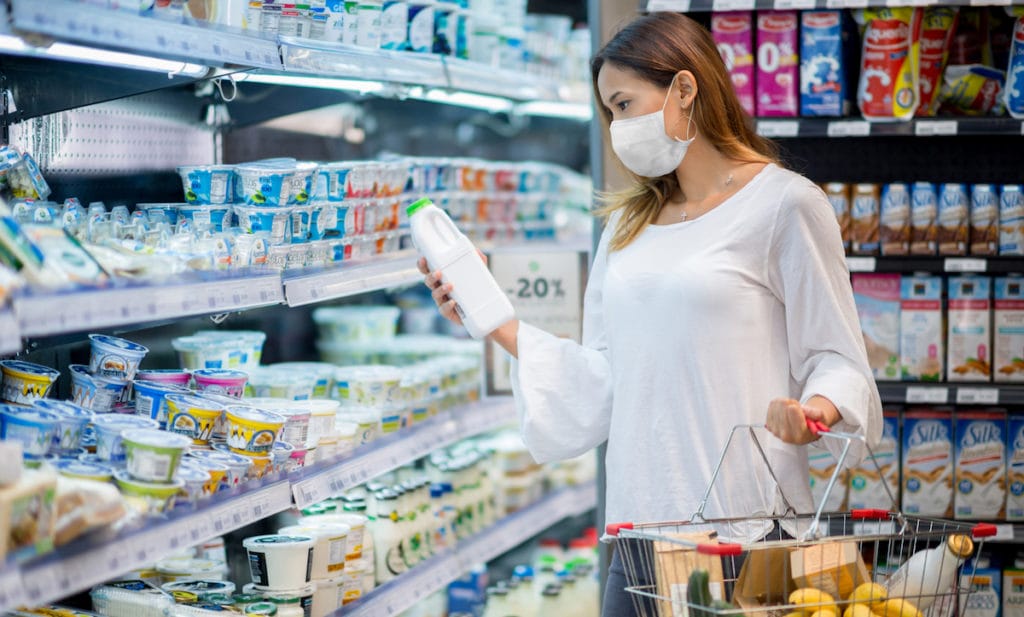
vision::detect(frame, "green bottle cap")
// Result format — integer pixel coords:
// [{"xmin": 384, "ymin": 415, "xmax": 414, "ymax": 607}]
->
[{"xmin": 406, "ymin": 197, "xmax": 433, "ymax": 217}]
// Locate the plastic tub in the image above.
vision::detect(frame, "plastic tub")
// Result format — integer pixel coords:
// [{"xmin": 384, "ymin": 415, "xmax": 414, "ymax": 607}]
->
[
  {"xmin": 177, "ymin": 204, "xmax": 232, "ymax": 232},
  {"xmin": 0, "ymin": 360, "xmax": 60, "ymax": 405},
  {"xmin": 156, "ymin": 557, "xmax": 229, "ymax": 583},
  {"xmin": 88, "ymin": 334, "xmax": 148, "ymax": 383},
  {"xmin": 244, "ymin": 454, "xmax": 273, "ymax": 480},
  {"xmin": 137, "ymin": 203, "xmax": 181, "ymax": 225},
  {"xmin": 33, "ymin": 400, "xmax": 92, "ymax": 453},
  {"xmin": 304, "ymin": 400, "xmax": 339, "ymax": 446},
  {"xmin": 189, "ymin": 448, "xmax": 252, "ymax": 489},
  {"xmin": 166, "ymin": 393, "xmax": 226, "ymax": 446},
  {"xmin": 242, "ymin": 535, "xmax": 315, "ymax": 589},
  {"xmin": 162, "ymin": 579, "xmax": 236, "ymax": 602},
  {"xmin": 277, "ymin": 523, "xmax": 349, "ymax": 580},
  {"xmin": 134, "ymin": 369, "xmax": 192, "ymax": 387},
  {"xmin": 69, "ymin": 365, "xmax": 128, "ymax": 413},
  {"xmin": 196, "ymin": 392, "xmax": 243, "ymax": 440},
  {"xmin": 286, "ymin": 445, "xmax": 309, "ymax": 472},
  {"xmin": 334, "ymin": 407, "xmax": 380, "ymax": 445},
  {"xmin": 235, "ymin": 205, "xmax": 293, "ymax": 245},
  {"xmin": 180, "ymin": 456, "xmax": 229, "ymax": 496},
  {"xmin": 296, "ymin": 514, "xmax": 365, "ymax": 562},
  {"xmin": 270, "ymin": 441, "xmax": 294, "ymax": 475},
  {"xmin": 187, "ymin": 330, "xmax": 267, "ymax": 370},
  {"xmin": 224, "ymin": 406, "xmax": 285, "ymax": 456},
  {"xmin": 92, "ymin": 414, "xmax": 159, "ymax": 462},
  {"xmin": 175, "ymin": 464, "xmax": 210, "ymax": 504},
  {"xmin": 242, "ymin": 584, "xmax": 314, "ymax": 617},
  {"xmin": 132, "ymin": 380, "xmax": 190, "ymax": 428},
  {"xmin": 267, "ymin": 364, "xmax": 335, "ymax": 399},
  {"xmin": 122, "ymin": 428, "xmax": 191, "ymax": 483},
  {"xmin": 312, "ymin": 306, "xmax": 401, "ymax": 343},
  {"xmin": 178, "ymin": 165, "xmax": 236, "ymax": 205},
  {"xmin": 52, "ymin": 459, "xmax": 113, "ymax": 482},
  {"xmin": 192, "ymin": 369, "xmax": 248, "ymax": 398},
  {"xmin": 235, "ymin": 162, "xmax": 296, "ymax": 206},
  {"xmin": 288, "ymin": 162, "xmax": 319, "ymax": 205},
  {"xmin": 244, "ymin": 401, "xmax": 310, "ymax": 450},
  {"xmin": 379, "ymin": 404, "xmax": 404, "ymax": 435},
  {"xmin": 246, "ymin": 368, "xmax": 316, "ymax": 401},
  {"xmin": 0, "ymin": 405, "xmax": 59, "ymax": 458},
  {"xmin": 311, "ymin": 577, "xmax": 344, "ymax": 617},
  {"xmin": 352, "ymin": 366, "xmax": 403, "ymax": 407},
  {"xmin": 334, "ymin": 422, "xmax": 357, "ymax": 459},
  {"xmin": 289, "ymin": 204, "xmax": 315, "ymax": 243},
  {"xmin": 114, "ymin": 469, "xmax": 184, "ymax": 515}
]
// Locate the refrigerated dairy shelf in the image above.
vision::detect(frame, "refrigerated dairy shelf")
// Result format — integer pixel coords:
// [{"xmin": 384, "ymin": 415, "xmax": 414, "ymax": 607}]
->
[
  {"xmin": 648, "ymin": 0, "xmax": 1024, "ymax": 11},
  {"xmin": 846, "ymin": 256, "xmax": 1024, "ymax": 274},
  {"xmin": 756, "ymin": 118, "xmax": 1024, "ymax": 139},
  {"xmin": 0, "ymin": 310, "xmax": 20, "ymax": 354},
  {"xmin": 342, "ymin": 481, "xmax": 598, "ymax": 617},
  {"xmin": 282, "ymin": 249, "xmax": 421, "ymax": 307},
  {"xmin": 876, "ymin": 383, "xmax": 1024, "ymax": 405}
]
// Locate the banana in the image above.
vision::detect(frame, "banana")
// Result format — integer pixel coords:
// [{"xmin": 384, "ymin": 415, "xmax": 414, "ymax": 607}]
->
[
  {"xmin": 843, "ymin": 604, "xmax": 877, "ymax": 617},
  {"xmin": 789, "ymin": 589, "xmax": 839, "ymax": 617},
  {"xmin": 879, "ymin": 598, "xmax": 923, "ymax": 617},
  {"xmin": 810, "ymin": 610, "xmax": 838, "ymax": 617},
  {"xmin": 848, "ymin": 583, "xmax": 888, "ymax": 610},
  {"xmin": 784, "ymin": 612, "xmax": 806, "ymax": 617}
]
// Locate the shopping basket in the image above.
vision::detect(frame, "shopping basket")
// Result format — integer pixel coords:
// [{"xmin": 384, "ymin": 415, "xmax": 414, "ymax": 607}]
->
[{"xmin": 605, "ymin": 424, "xmax": 997, "ymax": 617}]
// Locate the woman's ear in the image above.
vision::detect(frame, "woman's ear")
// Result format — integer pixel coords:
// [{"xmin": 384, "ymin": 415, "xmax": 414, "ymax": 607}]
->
[{"xmin": 674, "ymin": 70, "xmax": 698, "ymax": 109}]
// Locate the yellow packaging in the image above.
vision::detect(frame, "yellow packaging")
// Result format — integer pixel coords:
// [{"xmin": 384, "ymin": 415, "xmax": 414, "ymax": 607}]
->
[{"xmin": 858, "ymin": 8, "xmax": 922, "ymax": 120}]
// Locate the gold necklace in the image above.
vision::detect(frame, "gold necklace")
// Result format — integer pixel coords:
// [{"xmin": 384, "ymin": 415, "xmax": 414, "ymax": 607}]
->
[{"xmin": 680, "ymin": 173, "xmax": 734, "ymax": 221}]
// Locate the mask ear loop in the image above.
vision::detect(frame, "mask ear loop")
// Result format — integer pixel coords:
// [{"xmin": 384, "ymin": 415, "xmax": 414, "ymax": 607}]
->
[{"xmin": 674, "ymin": 98, "xmax": 697, "ymax": 143}]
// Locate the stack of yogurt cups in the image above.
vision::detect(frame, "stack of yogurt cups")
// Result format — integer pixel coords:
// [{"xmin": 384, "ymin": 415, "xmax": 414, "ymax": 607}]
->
[
  {"xmin": 241, "ymin": 533, "xmax": 320, "ymax": 617},
  {"xmin": 294, "ymin": 499, "xmax": 372, "ymax": 608}
]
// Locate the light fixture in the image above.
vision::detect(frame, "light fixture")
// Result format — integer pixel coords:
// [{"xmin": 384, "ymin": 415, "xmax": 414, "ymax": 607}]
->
[
  {"xmin": 238, "ymin": 72, "xmax": 387, "ymax": 95},
  {"xmin": 421, "ymin": 89, "xmax": 513, "ymax": 114},
  {"xmin": 514, "ymin": 100, "xmax": 592, "ymax": 121},
  {"xmin": 0, "ymin": 35, "xmax": 208, "ymax": 78}
]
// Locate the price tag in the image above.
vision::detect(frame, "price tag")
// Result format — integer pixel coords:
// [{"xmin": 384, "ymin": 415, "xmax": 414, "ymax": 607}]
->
[
  {"xmin": 0, "ymin": 567, "xmax": 25, "ymax": 610},
  {"xmin": 646, "ymin": 0, "xmax": 692, "ymax": 10},
  {"xmin": 712, "ymin": 0, "xmax": 756, "ymax": 9},
  {"xmin": 294, "ymin": 480, "xmax": 324, "ymax": 508},
  {"xmin": 846, "ymin": 257, "xmax": 877, "ymax": 272},
  {"xmin": 906, "ymin": 386, "xmax": 949, "ymax": 404},
  {"xmin": 827, "ymin": 121, "xmax": 871, "ymax": 137},
  {"xmin": 994, "ymin": 524, "xmax": 1016, "ymax": 541},
  {"xmin": 1020, "ymin": 121, "xmax": 1024, "ymax": 136},
  {"xmin": 944, "ymin": 258, "xmax": 987, "ymax": 272},
  {"xmin": 956, "ymin": 387, "xmax": 999, "ymax": 405},
  {"xmin": 853, "ymin": 521, "xmax": 896, "ymax": 536},
  {"xmin": 774, "ymin": 0, "xmax": 817, "ymax": 8},
  {"xmin": 757, "ymin": 120, "xmax": 801, "ymax": 138},
  {"xmin": 915, "ymin": 120, "xmax": 958, "ymax": 136}
]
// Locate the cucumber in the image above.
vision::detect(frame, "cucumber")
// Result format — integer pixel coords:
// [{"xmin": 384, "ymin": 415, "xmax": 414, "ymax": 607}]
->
[{"xmin": 688, "ymin": 569, "xmax": 714, "ymax": 617}]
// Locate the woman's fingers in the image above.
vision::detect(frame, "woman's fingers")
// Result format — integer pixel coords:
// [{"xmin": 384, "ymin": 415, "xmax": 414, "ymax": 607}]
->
[
  {"xmin": 432, "ymin": 281, "xmax": 453, "ymax": 306},
  {"xmin": 417, "ymin": 257, "xmax": 430, "ymax": 275},
  {"xmin": 441, "ymin": 299, "xmax": 462, "ymax": 325}
]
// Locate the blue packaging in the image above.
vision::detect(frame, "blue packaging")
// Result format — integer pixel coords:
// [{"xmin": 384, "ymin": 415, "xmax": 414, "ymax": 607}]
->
[
  {"xmin": 407, "ymin": 2, "xmax": 434, "ymax": 53},
  {"xmin": 381, "ymin": 1, "xmax": 409, "ymax": 50},
  {"xmin": 448, "ymin": 564, "xmax": 488, "ymax": 616},
  {"xmin": 1006, "ymin": 17, "xmax": 1023, "ymax": 119},
  {"xmin": 800, "ymin": 11, "xmax": 848, "ymax": 117}
]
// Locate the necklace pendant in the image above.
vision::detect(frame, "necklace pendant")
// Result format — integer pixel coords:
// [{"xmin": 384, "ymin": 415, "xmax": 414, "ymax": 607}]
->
[{"xmin": 680, "ymin": 211, "xmax": 687, "ymax": 221}]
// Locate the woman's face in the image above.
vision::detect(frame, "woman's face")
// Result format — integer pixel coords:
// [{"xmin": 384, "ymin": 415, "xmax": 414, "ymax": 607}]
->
[{"xmin": 596, "ymin": 63, "xmax": 688, "ymax": 137}]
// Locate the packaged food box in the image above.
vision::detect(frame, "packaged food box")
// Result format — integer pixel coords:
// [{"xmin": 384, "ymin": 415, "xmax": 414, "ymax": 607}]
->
[
  {"xmin": 902, "ymin": 409, "xmax": 954, "ymax": 517},
  {"xmin": 756, "ymin": 11, "xmax": 799, "ymax": 117},
  {"xmin": 961, "ymin": 557, "xmax": 1001, "ymax": 617},
  {"xmin": 853, "ymin": 273, "xmax": 901, "ymax": 380},
  {"xmin": 1003, "ymin": 563, "xmax": 1023, "ymax": 617},
  {"xmin": 995, "ymin": 277, "xmax": 1024, "ymax": 382},
  {"xmin": 911, "ymin": 182, "xmax": 939, "ymax": 255},
  {"xmin": 823, "ymin": 182, "xmax": 851, "ymax": 253},
  {"xmin": 848, "ymin": 409, "xmax": 900, "ymax": 510},
  {"xmin": 1007, "ymin": 414, "xmax": 1024, "ymax": 521},
  {"xmin": 948, "ymin": 275, "xmax": 993, "ymax": 382},
  {"xmin": 799, "ymin": 11, "xmax": 849, "ymax": 117},
  {"xmin": 1000, "ymin": 185, "xmax": 1024, "ymax": 256},
  {"xmin": 712, "ymin": 12, "xmax": 755, "ymax": 117},
  {"xmin": 900, "ymin": 275, "xmax": 944, "ymax": 381},
  {"xmin": 971, "ymin": 184, "xmax": 1000, "ymax": 256},
  {"xmin": 851, "ymin": 183, "xmax": 881, "ymax": 255},
  {"xmin": 955, "ymin": 410, "xmax": 1006, "ymax": 520},
  {"xmin": 939, "ymin": 183, "xmax": 970, "ymax": 256}
]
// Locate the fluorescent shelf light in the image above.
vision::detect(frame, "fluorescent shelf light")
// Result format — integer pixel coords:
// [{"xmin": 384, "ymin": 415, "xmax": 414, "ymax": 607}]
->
[
  {"xmin": 239, "ymin": 72, "xmax": 387, "ymax": 94},
  {"xmin": 515, "ymin": 100, "xmax": 592, "ymax": 121},
  {"xmin": 0, "ymin": 35, "xmax": 208, "ymax": 77},
  {"xmin": 421, "ymin": 89, "xmax": 513, "ymax": 113}
]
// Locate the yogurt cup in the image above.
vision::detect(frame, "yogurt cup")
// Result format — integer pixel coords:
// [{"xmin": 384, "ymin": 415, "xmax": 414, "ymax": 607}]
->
[
  {"xmin": 52, "ymin": 458, "xmax": 113, "ymax": 482},
  {"xmin": 192, "ymin": 369, "xmax": 249, "ymax": 399},
  {"xmin": 334, "ymin": 407, "xmax": 380, "ymax": 445},
  {"xmin": 312, "ymin": 306, "xmax": 401, "ymax": 343},
  {"xmin": 92, "ymin": 413, "xmax": 159, "ymax": 462},
  {"xmin": 242, "ymin": 601, "xmax": 278, "ymax": 616},
  {"xmin": 286, "ymin": 445, "xmax": 309, "ymax": 472},
  {"xmin": 311, "ymin": 577, "xmax": 344, "ymax": 616},
  {"xmin": 297, "ymin": 514, "xmax": 365, "ymax": 562},
  {"xmin": 175, "ymin": 463, "xmax": 211, "ymax": 504},
  {"xmin": 137, "ymin": 203, "xmax": 181, "ymax": 225},
  {"xmin": 88, "ymin": 334, "xmax": 148, "ymax": 382},
  {"xmin": 165, "ymin": 393, "xmax": 226, "ymax": 445},
  {"xmin": 177, "ymin": 204, "xmax": 232, "ymax": 232},
  {"xmin": 351, "ymin": 365, "xmax": 403, "ymax": 407},
  {"xmin": 123, "ymin": 428, "xmax": 191, "ymax": 483},
  {"xmin": 334, "ymin": 422, "xmax": 357, "ymax": 458},
  {"xmin": 33, "ymin": 399, "xmax": 92, "ymax": 452},
  {"xmin": 224, "ymin": 406, "xmax": 285, "ymax": 456},
  {"xmin": 0, "ymin": 405, "xmax": 59, "ymax": 458},
  {"xmin": 191, "ymin": 392, "xmax": 239, "ymax": 440},
  {"xmin": 178, "ymin": 165, "xmax": 236, "ymax": 205},
  {"xmin": 114, "ymin": 469, "xmax": 184, "ymax": 515},
  {"xmin": 134, "ymin": 368, "xmax": 192, "ymax": 387},
  {"xmin": 242, "ymin": 535, "xmax": 315, "ymax": 590},
  {"xmin": 305, "ymin": 400, "xmax": 339, "ymax": 446},
  {"xmin": 244, "ymin": 401, "xmax": 311, "ymax": 450},
  {"xmin": 180, "ymin": 456, "xmax": 229, "ymax": 496},
  {"xmin": 189, "ymin": 448, "xmax": 253, "ymax": 489},
  {"xmin": 243, "ymin": 584, "xmax": 314, "ymax": 617},
  {"xmin": 132, "ymin": 380, "xmax": 190, "ymax": 427},
  {"xmin": 246, "ymin": 368, "xmax": 316, "ymax": 401},
  {"xmin": 162, "ymin": 579, "xmax": 236, "ymax": 602},
  {"xmin": 289, "ymin": 162, "xmax": 319, "ymax": 205},
  {"xmin": 235, "ymin": 162, "xmax": 296, "ymax": 206},
  {"xmin": 171, "ymin": 336, "xmax": 218, "ymax": 371},
  {"xmin": 235, "ymin": 205, "xmax": 293, "ymax": 246},
  {"xmin": 267, "ymin": 364, "xmax": 335, "ymax": 399},
  {"xmin": 270, "ymin": 440, "xmax": 295, "ymax": 475},
  {"xmin": 288, "ymin": 204, "xmax": 315, "ymax": 243},
  {"xmin": 316, "ymin": 163, "xmax": 352, "ymax": 203},
  {"xmin": 0, "ymin": 360, "xmax": 60, "ymax": 405}
]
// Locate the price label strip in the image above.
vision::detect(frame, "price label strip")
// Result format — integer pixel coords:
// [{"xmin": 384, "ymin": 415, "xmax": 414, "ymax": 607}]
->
[
  {"xmin": 915, "ymin": 120, "xmax": 958, "ymax": 136},
  {"xmin": 944, "ymin": 258, "xmax": 988, "ymax": 272},
  {"xmin": 827, "ymin": 121, "xmax": 872, "ymax": 137},
  {"xmin": 956, "ymin": 387, "xmax": 999, "ymax": 405},
  {"xmin": 0, "ymin": 567, "xmax": 25, "ymax": 612},
  {"xmin": 906, "ymin": 386, "xmax": 949, "ymax": 404},
  {"xmin": 845, "ymin": 257, "xmax": 877, "ymax": 272}
]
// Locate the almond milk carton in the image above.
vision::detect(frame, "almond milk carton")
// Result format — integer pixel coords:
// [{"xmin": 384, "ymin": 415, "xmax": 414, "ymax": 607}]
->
[
  {"xmin": 995, "ymin": 277, "xmax": 1024, "ymax": 383},
  {"xmin": 1006, "ymin": 415, "xmax": 1024, "ymax": 521},
  {"xmin": 955, "ymin": 410, "xmax": 1006, "ymax": 520},
  {"xmin": 949, "ymin": 276, "xmax": 993, "ymax": 382},
  {"xmin": 853, "ymin": 274, "xmax": 901, "ymax": 380},
  {"xmin": 1001, "ymin": 559, "xmax": 1024, "ymax": 617},
  {"xmin": 848, "ymin": 410, "xmax": 900, "ymax": 510},
  {"xmin": 902, "ymin": 410, "xmax": 954, "ymax": 517},
  {"xmin": 900, "ymin": 275, "xmax": 944, "ymax": 381}
]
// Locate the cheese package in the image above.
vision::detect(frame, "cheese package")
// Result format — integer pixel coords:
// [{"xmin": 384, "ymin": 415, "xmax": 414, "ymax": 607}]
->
[
  {"xmin": 880, "ymin": 183, "xmax": 911, "ymax": 256},
  {"xmin": 1007, "ymin": 415, "xmax": 1024, "ymax": 521},
  {"xmin": 955, "ymin": 410, "xmax": 1006, "ymax": 520},
  {"xmin": 0, "ymin": 466, "xmax": 57, "ymax": 561},
  {"xmin": 995, "ymin": 277, "xmax": 1024, "ymax": 382},
  {"xmin": 916, "ymin": 7, "xmax": 959, "ymax": 116},
  {"xmin": 853, "ymin": 273, "xmax": 901, "ymax": 380},
  {"xmin": 756, "ymin": 11, "xmax": 799, "ymax": 117},
  {"xmin": 948, "ymin": 276, "xmax": 993, "ymax": 382},
  {"xmin": 900, "ymin": 275, "xmax": 944, "ymax": 381},
  {"xmin": 712, "ymin": 12, "xmax": 756, "ymax": 117},
  {"xmin": 808, "ymin": 442, "xmax": 847, "ymax": 512},
  {"xmin": 848, "ymin": 410, "xmax": 900, "ymax": 510},
  {"xmin": 902, "ymin": 409, "xmax": 954, "ymax": 517},
  {"xmin": 858, "ymin": 8, "xmax": 923, "ymax": 120}
]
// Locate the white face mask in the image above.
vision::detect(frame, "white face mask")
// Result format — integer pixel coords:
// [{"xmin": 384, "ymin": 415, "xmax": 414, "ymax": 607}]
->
[{"xmin": 608, "ymin": 75, "xmax": 695, "ymax": 178}]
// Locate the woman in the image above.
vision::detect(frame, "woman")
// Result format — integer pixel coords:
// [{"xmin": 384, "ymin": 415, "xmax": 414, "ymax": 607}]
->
[{"xmin": 419, "ymin": 12, "xmax": 882, "ymax": 616}]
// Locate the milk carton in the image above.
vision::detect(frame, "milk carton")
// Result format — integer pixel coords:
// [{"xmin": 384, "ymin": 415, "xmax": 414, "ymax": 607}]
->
[
  {"xmin": 962, "ymin": 557, "xmax": 1002, "ymax": 617},
  {"xmin": 853, "ymin": 274, "xmax": 901, "ymax": 380},
  {"xmin": 852, "ymin": 183, "xmax": 881, "ymax": 255},
  {"xmin": 1002, "ymin": 561, "xmax": 1024, "ymax": 617},
  {"xmin": 902, "ymin": 410, "xmax": 954, "ymax": 517},
  {"xmin": 712, "ymin": 12, "xmax": 755, "ymax": 117},
  {"xmin": 808, "ymin": 442, "xmax": 847, "ymax": 511},
  {"xmin": 756, "ymin": 11, "xmax": 799, "ymax": 117},
  {"xmin": 955, "ymin": 411, "xmax": 1006, "ymax": 520},
  {"xmin": 948, "ymin": 276, "xmax": 993, "ymax": 382},
  {"xmin": 995, "ymin": 277, "xmax": 1024, "ymax": 383},
  {"xmin": 824, "ymin": 182, "xmax": 851, "ymax": 253},
  {"xmin": 1006, "ymin": 415, "xmax": 1024, "ymax": 521},
  {"xmin": 911, "ymin": 182, "xmax": 939, "ymax": 255},
  {"xmin": 1000, "ymin": 185, "xmax": 1024, "ymax": 256},
  {"xmin": 800, "ymin": 11, "xmax": 848, "ymax": 117},
  {"xmin": 881, "ymin": 183, "xmax": 911, "ymax": 256},
  {"xmin": 939, "ymin": 183, "xmax": 969, "ymax": 256},
  {"xmin": 848, "ymin": 410, "xmax": 900, "ymax": 510},
  {"xmin": 900, "ymin": 275, "xmax": 944, "ymax": 381}
]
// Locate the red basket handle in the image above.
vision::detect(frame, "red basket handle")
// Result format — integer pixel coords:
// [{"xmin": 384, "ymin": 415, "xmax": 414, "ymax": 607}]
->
[
  {"xmin": 698, "ymin": 542, "xmax": 743, "ymax": 556},
  {"xmin": 606, "ymin": 522, "xmax": 634, "ymax": 537},
  {"xmin": 972, "ymin": 523, "xmax": 998, "ymax": 538},
  {"xmin": 851, "ymin": 509, "xmax": 891, "ymax": 520}
]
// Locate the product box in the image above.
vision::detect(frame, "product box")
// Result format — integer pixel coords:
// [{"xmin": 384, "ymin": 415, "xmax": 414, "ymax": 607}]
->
[
  {"xmin": 712, "ymin": 12, "xmax": 756, "ymax": 117},
  {"xmin": 447, "ymin": 564, "xmax": 488, "ymax": 617},
  {"xmin": 916, "ymin": 7, "xmax": 959, "ymax": 117},
  {"xmin": 734, "ymin": 547, "xmax": 798, "ymax": 616},
  {"xmin": 852, "ymin": 183, "xmax": 881, "ymax": 255},
  {"xmin": 911, "ymin": 182, "xmax": 939, "ymax": 255},
  {"xmin": 0, "ymin": 467, "xmax": 56, "ymax": 561},
  {"xmin": 900, "ymin": 275, "xmax": 944, "ymax": 381},
  {"xmin": 799, "ymin": 11, "xmax": 848, "ymax": 117},
  {"xmin": 1003, "ymin": 565, "xmax": 1024, "ymax": 617},
  {"xmin": 971, "ymin": 184, "xmax": 1000, "ymax": 256},
  {"xmin": 962, "ymin": 559, "xmax": 1002, "ymax": 617},
  {"xmin": 1000, "ymin": 185, "xmax": 1024, "ymax": 256},
  {"xmin": 902, "ymin": 410, "xmax": 954, "ymax": 517},
  {"xmin": 756, "ymin": 11, "xmax": 799, "ymax": 117},
  {"xmin": 853, "ymin": 274, "xmax": 901, "ymax": 380},
  {"xmin": 948, "ymin": 276, "xmax": 993, "ymax": 382},
  {"xmin": 955, "ymin": 411, "xmax": 1006, "ymax": 520},
  {"xmin": 654, "ymin": 531, "xmax": 725, "ymax": 616},
  {"xmin": 1006, "ymin": 415, "xmax": 1024, "ymax": 520},
  {"xmin": 881, "ymin": 183, "xmax": 911, "ymax": 256},
  {"xmin": 857, "ymin": 8, "xmax": 922, "ymax": 120},
  {"xmin": 823, "ymin": 182, "xmax": 851, "ymax": 253},
  {"xmin": 789, "ymin": 542, "xmax": 871, "ymax": 601},
  {"xmin": 939, "ymin": 183, "xmax": 970, "ymax": 256},
  {"xmin": 808, "ymin": 442, "xmax": 847, "ymax": 512},
  {"xmin": 848, "ymin": 410, "xmax": 900, "ymax": 510},
  {"xmin": 996, "ymin": 277, "xmax": 1024, "ymax": 382}
]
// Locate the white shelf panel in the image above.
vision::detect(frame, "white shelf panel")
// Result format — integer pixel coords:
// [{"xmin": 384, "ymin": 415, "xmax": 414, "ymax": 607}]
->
[
  {"xmin": 282, "ymin": 250, "xmax": 421, "ymax": 308},
  {"xmin": 0, "ymin": 310, "xmax": 21, "ymax": 355},
  {"xmin": 442, "ymin": 57, "xmax": 564, "ymax": 103},
  {"xmin": 292, "ymin": 396, "xmax": 516, "ymax": 508},
  {"xmin": 280, "ymin": 38, "xmax": 449, "ymax": 89},
  {"xmin": 343, "ymin": 481, "xmax": 598, "ymax": 617}
]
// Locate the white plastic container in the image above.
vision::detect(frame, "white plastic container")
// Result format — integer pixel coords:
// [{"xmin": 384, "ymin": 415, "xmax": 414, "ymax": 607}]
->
[
  {"xmin": 885, "ymin": 534, "xmax": 974, "ymax": 609},
  {"xmin": 299, "ymin": 514, "xmax": 365, "ymax": 562},
  {"xmin": 279, "ymin": 523, "xmax": 350, "ymax": 581},
  {"xmin": 407, "ymin": 198, "xmax": 514, "ymax": 339},
  {"xmin": 243, "ymin": 535, "xmax": 315, "ymax": 590}
]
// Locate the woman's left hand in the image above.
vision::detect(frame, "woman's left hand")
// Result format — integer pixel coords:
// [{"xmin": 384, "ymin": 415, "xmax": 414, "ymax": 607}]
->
[{"xmin": 766, "ymin": 397, "xmax": 840, "ymax": 445}]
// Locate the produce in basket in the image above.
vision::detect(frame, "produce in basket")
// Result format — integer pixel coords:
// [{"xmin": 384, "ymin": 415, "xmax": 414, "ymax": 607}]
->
[{"xmin": 687, "ymin": 569, "xmax": 734, "ymax": 617}]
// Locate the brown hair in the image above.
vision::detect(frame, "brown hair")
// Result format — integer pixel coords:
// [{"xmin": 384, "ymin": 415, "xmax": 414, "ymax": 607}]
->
[{"xmin": 591, "ymin": 12, "xmax": 779, "ymax": 250}]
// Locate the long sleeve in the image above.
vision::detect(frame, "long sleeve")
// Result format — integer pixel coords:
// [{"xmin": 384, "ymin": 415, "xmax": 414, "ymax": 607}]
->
[
  {"xmin": 766, "ymin": 178, "xmax": 883, "ymax": 465},
  {"xmin": 508, "ymin": 217, "xmax": 616, "ymax": 463}
]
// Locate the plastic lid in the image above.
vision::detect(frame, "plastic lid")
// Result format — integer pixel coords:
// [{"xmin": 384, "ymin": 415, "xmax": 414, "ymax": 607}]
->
[
  {"xmin": 569, "ymin": 538, "xmax": 591, "ymax": 549},
  {"xmin": 406, "ymin": 198, "xmax": 432, "ymax": 217}
]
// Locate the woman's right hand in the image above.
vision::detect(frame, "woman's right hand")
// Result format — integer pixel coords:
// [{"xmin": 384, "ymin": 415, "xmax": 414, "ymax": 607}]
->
[{"xmin": 418, "ymin": 257, "xmax": 463, "ymax": 326}]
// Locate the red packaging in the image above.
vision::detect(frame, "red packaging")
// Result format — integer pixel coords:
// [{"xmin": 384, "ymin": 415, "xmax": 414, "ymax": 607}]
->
[
  {"xmin": 858, "ymin": 8, "xmax": 923, "ymax": 121},
  {"xmin": 916, "ymin": 8, "xmax": 959, "ymax": 117},
  {"xmin": 712, "ymin": 12, "xmax": 756, "ymax": 117}
]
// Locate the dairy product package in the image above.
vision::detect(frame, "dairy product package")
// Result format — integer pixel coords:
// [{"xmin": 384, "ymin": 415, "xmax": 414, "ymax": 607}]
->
[
  {"xmin": 880, "ymin": 183, "xmax": 911, "ymax": 256},
  {"xmin": 961, "ymin": 559, "xmax": 1002, "ymax": 617},
  {"xmin": 756, "ymin": 11, "xmax": 799, "ymax": 117},
  {"xmin": 948, "ymin": 275, "xmax": 993, "ymax": 382},
  {"xmin": 940, "ymin": 64, "xmax": 1007, "ymax": 116},
  {"xmin": 902, "ymin": 409, "xmax": 954, "ymax": 517},
  {"xmin": 808, "ymin": 442, "xmax": 847, "ymax": 511},
  {"xmin": 916, "ymin": 8, "xmax": 959, "ymax": 116},
  {"xmin": 824, "ymin": 182, "xmax": 851, "ymax": 253},
  {"xmin": 1007, "ymin": 17, "xmax": 1024, "ymax": 118},
  {"xmin": 955, "ymin": 410, "xmax": 1006, "ymax": 520},
  {"xmin": 938, "ymin": 183, "xmax": 969, "ymax": 256},
  {"xmin": 1003, "ymin": 564, "xmax": 1024, "ymax": 617},
  {"xmin": 911, "ymin": 181, "xmax": 939, "ymax": 255},
  {"xmin": 900, "ymin": 275, "xmax": 944, "ymax": 381},
  {"xmin": 853, "ymin": 274, "xmax": 901, "ymax": 380},
  {"xmin": 971, "ymin": 184, "xmax": 1000, "ymax": 256},
  {"xmin": 848, "ymin": 410, "xmax": 900, "ymax": 510},
  {"xmin": 1000, "ymin": 185, "xmax": 1024, "ymax": 255},
  {"xmin": 852, "ymin": 183, "xmax": 881, "ymax": 255},
  {"xmin": 712, "ymin": 12, "xmax": 756, "ymax": 117},
  {"xmin": 995, "ymin": 277, "xmax": 1024, "ymax": 383},
  {"xmin": 800, "ymin": 11, "xmax": 850, "ymax": 117},
  {"xmin": 858, "ymin": 8, "xmax": 922, "ymax": 121},
  {"xmin": 1007, "ymin": 415, "xmax": 1024, "ymax": 520}
]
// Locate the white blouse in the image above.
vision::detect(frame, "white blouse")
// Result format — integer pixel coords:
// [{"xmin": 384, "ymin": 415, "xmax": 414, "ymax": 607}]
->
[{"xmin": 509, "ymin": 164, "xmax": 882, "ymax": 542}]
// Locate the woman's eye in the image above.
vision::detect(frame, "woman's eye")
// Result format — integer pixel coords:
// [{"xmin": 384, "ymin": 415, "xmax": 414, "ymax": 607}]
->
[{"xmin": 616, "ymin": 100, "xmax": 630, "ymax": 111}]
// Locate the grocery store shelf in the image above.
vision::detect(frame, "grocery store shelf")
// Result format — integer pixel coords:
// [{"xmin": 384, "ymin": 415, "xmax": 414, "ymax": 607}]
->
[
  {"xmin": 847, "ymin": 256, "xmax": 1024, "ymax": 275},
  {"xmin": 11, "ymin": 269, "xmax": 284, "ymax": 338},
  {"xmin": 876, "ymin": 383, "xmax": 1024, "ymax": 406},
  {"xmin": 282, "ymin": 250, "xmax": 421, "ymax": 308},
  {"xmin": 292, "ymin": 396, "xmax": 516, "ymax": 508},
  {"xmin": 342, "ymin": 481, "xmax": 598, "ymax": 617},
  {"xmin": 648, "ymin": 0, "xmax": 1024, "ymax": 11},
  {"xmin": 0, "ymin": 310, "xmax": 20, "ymax": 355},
  {"xmin": 279, "ymin": 38, "xmax": 450, "ymax": 90},
  {"xmin": 756, "ymin": 118, "xmax": 1024, "ymax": 139},
  {"xmin": 443, "ymin": 57, "xmax": 564, "ymax": 103}
]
